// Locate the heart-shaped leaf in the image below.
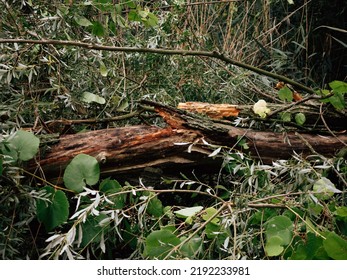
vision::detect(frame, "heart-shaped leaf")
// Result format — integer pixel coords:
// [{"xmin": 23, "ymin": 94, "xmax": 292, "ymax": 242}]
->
[
  {"xmin": 265, "ymin": 215, "xmax": 293, "ymax": 245},
  {"xmin": 145, "ymin": 230, "xmax": 180, "ymax": 259},
  {"xmin": 99, "ymin": 178, "xmax": 125, "ymax": 209},
  {"xmin": 3, "ymin": 130, "xmax": 40, "ymax": 161},
  {"xmin": 63, "ymin": 154, "xmax": 100, "ymax": 192},
  {"xmin": 278, "ymin": 86, "xmax": 293, "ymax": 102},
  {"xmin": 36, "ymin": 186, "xmax": 69, "ymax": 231},
  {"xmin": 323, "ymin": 232, "xmax": 347, "ymax": 260},
  {"xmin": 265, "ymin": 235, "xmax": 284, "ymax": 256}
]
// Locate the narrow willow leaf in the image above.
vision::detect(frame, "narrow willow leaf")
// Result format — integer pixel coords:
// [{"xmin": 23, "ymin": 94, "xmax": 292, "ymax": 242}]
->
[
  {"xmin": 74, "ymin": 15, "xmax": 92, "ymax": 26},
  {"xmin": 99, "ymin": 61, "xmax": 108, "ymax": 77},
  {"xmin": 208, "ymin": 147, "xmax": 221, "ymax": 157}
]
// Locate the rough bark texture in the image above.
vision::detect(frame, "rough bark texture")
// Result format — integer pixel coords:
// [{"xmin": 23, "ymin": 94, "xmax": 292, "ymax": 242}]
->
[{"xmin": 29, "ymin": 101, "xmax": 347, "ymax": 181}]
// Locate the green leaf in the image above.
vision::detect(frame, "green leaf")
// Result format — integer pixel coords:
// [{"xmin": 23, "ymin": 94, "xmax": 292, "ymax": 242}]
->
[
  {"xmin": 290, "ymin": 232, "xmax": 328, "ymax": 260},
  {"xmin": 202, "ymin": 207, "xmax": 220, "ymax": 225},
  {"xmin": 63, "ymin": 154, "xmax": 100, "ymax": 192},
  {"xmin": 335, "ymin": 207, "xmax": 347, "ymax": 218},
  {"xmin": 145, "ymin": 12, "xmax": 158, "ymax": 27},
  {"xmin": 174, "ymin": 206, "xmax": 203, "ymax": 219},
  {"xmin": 99, "ymin": 179, "xmax": 125, "ymax": 209},
  {"xmin": 128, "ymin": 10, "xmax": 142, "ymax": 22},
  {"xmin": 205, "ymin": 222, "xmax": 222, "ymax": 239},
  {"xmin": 249, "ymin": 209, "xmax": 277, "ymax": 225},
  {"xmin": 145, "ymin": 230, "xmax": 181, "ymax": 259},
  {"xmin": 81, "ymin": 92, "xmax": 106, "ymax": 104},
  {"xmin": 125, "ymin": 1, "xmax": 137, "ymax": 9},
  {"xmin": 237, "ymin": 137, "xmax": 249, "ymax": 150},
  {"xmin": 265, "ymin": 235, "xmax": 284, "ymax": 256},
  {"xmin": 180, "ymin": 235, "xmax": 202, "ymax": 258},
  {"xmin": 99, "ymin": 178, "xmax": 122, "ymax": 193},
  {"xmin": 265, "ymin": 215, "xmax": 293, "ymax": 245},
  {"xmin": 74, "ymin": 15, "xmax": 93, "ymax": 27},
  {"xmin": 4, "ymin": 130, "xmax": 40, "ymax": 161},
  {"xmin": 79, "ymin": 214, "xmax": 108, "ymax": 247},
  {"xmin": 92, "ymin": 21, "xmax": 105, "ymax": 37},
  {"xmin": 278, "ymin": 86, "xmax": 293, "ymax": 102},
  {"xmin": 313, "ymin": 177, "xmax": 341, "ymax": 200},
  {"xmin": 138, "ymin": 10, "xmax": 149, "ymax": 19},
  {"xmin": 163, "ymin": 206, "xmax": 174, "ymax": 219},
  {"xmin": 295, "ymin": 113, "xmax": 306, "ymax": 126},
  {"xmin": 147, "ymin": 197, "xmax": 163, "ymax": 218},
  {"xmin": 329, "ymin": 80, "xmax": 347, "ymax": 94},
  {"xmin": 115, "ymin": 4, "xmax": 122, "ymax": 14},
  {"xmin": 319, "ymin": 89, "xmax": 331, "ymax": 100},
  {"xmin": 327, "ymin": 92, "xmax": 345, "ymax": 110},
  {"xmin": 280, "ymin": 112, "xmax": 292, "ymax": 122},
  {"xmin": 323, "ymin": 232, "xmax": 347, "ymax": 260},
  {"xmin": 99, "ymin": 60, "xmax": 108, "ymax": 77},
  {"xmin": 36, "ymin": 186, "xmax": 69, "ymax": 231},
  {"xmin": 93, "ymin": 0, "xmax": 113, "ymax": 12}
]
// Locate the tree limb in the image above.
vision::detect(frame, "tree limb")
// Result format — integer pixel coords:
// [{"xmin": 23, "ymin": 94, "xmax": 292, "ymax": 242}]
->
[{"xmin": 0, "ymin": 38, "xmax": 315, "ymax": 94}]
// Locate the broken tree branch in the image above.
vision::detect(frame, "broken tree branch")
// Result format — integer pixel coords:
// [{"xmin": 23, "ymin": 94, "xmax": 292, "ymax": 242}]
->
[{"xmin": 28, "ymin": 101, "xmax": 347, "ymax": 182}]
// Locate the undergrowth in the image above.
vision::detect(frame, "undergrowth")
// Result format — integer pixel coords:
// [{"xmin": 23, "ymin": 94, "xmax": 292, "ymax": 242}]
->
[{"xmin": 0, "ymin": 0, "xmax": 346, "ymax": 259}]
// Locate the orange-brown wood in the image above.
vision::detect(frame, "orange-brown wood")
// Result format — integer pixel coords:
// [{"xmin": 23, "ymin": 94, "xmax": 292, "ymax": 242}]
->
[
  {"xmin": 28, "ymin": 102, "xmax": 347, "ymax": 181},
  {"xmin": 178, "ymin": 102, "xmax": 241, "ymax": 119}
]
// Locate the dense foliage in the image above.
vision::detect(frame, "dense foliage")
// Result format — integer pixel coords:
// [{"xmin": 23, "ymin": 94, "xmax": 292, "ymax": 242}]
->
[{"xmin": 0, "ymin": 0, "xmax": 346, "ymax": 260}]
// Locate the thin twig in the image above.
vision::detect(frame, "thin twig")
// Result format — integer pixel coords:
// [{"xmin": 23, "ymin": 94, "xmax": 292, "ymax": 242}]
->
[
  {"xmin": 266, "ymin": 93, "xmax": 333, "ymax": 118},
  {"xmin": 44, "ymin": 109, "xmax": 145, "ymax": 126},
  {"xmin": 161, "ymin": 0, "xmax": 241, "ymax": 10},
  {"xmin": 319, "ymin": 103, "xmax": 347, "ymax": 147}
]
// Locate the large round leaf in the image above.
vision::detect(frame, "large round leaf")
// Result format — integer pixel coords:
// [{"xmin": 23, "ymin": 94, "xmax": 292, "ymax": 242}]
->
[
  {"xmin": 323, "ymin": 232, "xmax": 347, "ymax": 260},
  {"xmin": 79, "ymin": 214, "xmax": 108, "ymax": 247},
  {"xmin": 63, "ymin": 154, "xmax": 100, "ymax": 192},
  {"xmin": 145, "ymin": 230, "xmax": 180, "ymax": 259},
  {"xmin": 4, "ymin": 130, "xmax": 40, "ymax": 161},
  {"xmin": 265, "ymin": 215, "xmax": 293, "ymax": 245},
  {"xmin": 146, "ymin": 197, "xmax": 163, "ymax": 218},
  {"xmin": 36, "ymin": 186, "xmax": 69, "ymax": 232},
  {"xmin": 265, "ymin": 236, "xmax": 284, "ymax": 256},
  {"xmin": 180, "ymin": 235, "xmax": 202, "ymax": 258},
  {"xmin": 99, "ymin": 178, "xmax": 125, "ymax": 209}
]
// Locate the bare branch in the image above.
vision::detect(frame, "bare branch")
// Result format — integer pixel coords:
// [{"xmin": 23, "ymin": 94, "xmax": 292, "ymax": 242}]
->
[{"xmin": 0, "ymin": 38, "xmax": 315, "ymax": 94}]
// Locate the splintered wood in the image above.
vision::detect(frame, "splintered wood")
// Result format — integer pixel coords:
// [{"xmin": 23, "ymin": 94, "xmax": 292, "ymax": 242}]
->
[
  {"xmin": 29, "ymin": 101, "xmax": 347, "ymax": 182},
  {"xmin": 178, "ymin": 102, "xmax": 241, "ymax": 119}
]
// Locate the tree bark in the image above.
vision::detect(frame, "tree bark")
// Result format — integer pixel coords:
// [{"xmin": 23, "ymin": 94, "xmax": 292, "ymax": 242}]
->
[{"xmin": 28, "ymin": 101, "xmax": 347, "ymax": 181}]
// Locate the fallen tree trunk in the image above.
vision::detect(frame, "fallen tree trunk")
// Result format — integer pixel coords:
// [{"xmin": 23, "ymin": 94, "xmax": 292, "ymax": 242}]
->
[{"xmin": 29, "ymin": 102, "xmax": 347, "ymax": 181}]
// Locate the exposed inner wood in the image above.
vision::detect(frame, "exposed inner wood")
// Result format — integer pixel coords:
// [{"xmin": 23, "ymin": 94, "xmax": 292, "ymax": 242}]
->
[
  {"xmin": 178, "ymin": 102, "xmax": 241, "ymax": 119},
  {"xmin": 28, "ymin": 101, "xmax": 347, "ymax": 182}
]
